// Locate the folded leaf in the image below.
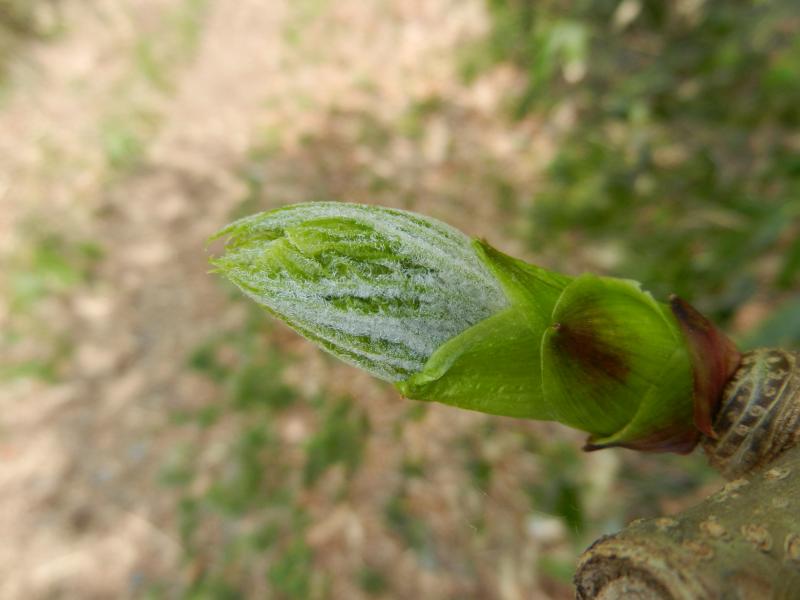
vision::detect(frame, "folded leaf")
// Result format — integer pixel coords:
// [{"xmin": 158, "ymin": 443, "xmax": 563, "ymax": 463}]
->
[
  {"xmin": 541, "ymin": 274, "xmax": 696, "ymax": 451},
  {"xmin": 398, "ymin": 306, "xmax": 551, "ymax": 419}
]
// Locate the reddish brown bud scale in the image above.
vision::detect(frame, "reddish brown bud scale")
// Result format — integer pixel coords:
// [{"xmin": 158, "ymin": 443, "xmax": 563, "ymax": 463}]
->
[
  {"xmin": 669, "ymin": 295, "xmax": 742, "ymax": 439},
  {"xmin": 583, "ymin": 420, "xmax": 700, "ymax": 454}
]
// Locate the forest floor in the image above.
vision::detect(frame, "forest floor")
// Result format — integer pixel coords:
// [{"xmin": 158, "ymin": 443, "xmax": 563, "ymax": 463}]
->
[{"xmin": 0, "ymin": 2, "xmax": 718, "ymax": 598}]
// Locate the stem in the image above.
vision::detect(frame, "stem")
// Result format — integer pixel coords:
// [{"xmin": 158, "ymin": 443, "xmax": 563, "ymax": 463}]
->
[{"xmin": 574, "ymin": 349, "xmax": 800, "ymax": 599}]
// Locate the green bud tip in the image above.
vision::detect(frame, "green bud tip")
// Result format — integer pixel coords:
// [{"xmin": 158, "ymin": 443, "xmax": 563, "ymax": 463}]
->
[{"xmin": 210, "ymin": 201, "xmax": 740, "ymax": 454}]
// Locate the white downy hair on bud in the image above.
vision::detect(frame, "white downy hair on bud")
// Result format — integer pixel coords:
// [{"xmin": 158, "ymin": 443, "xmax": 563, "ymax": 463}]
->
[{"xmin": 212, "ymin": 202, "xmax": 508, "ymax": 381}]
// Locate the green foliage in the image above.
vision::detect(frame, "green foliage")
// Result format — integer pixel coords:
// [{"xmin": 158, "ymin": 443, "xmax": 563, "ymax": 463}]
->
[
  {"xmin": 267, "ymin": 534, "xmax": 315, "ymax": 599},
  {"xmin": 1, "ymin": 230, "xmax": 102, "ymax": 381},
  {"xmin": 744, "ymin": 296, "xmax": 800, "ymax": 349},
  {"xmin": 283, "ymin": 0, "xmax": 329, "ymax": 47},
  {"xmin": 358, "ymin": 566, "xmax": 388, "ymax": 596},
  {"xmin": 303, "ymin": 397, "xmax": 369, "ymax": 487},
  {"xmin": 101, "ymin": 0, "xmax": 210, "ymax": 174},
  {"xmin": 206, "ymin": 426, "xmax": 278, "ymax": 514},
  {"xmin": 479, "ymin": 0, "xmax": 800, "ymax": 342},
  {"xmin": 537, "ymin": 554, "xmax": 577, "ymax": 584},
  {"xmin": 384, "ymin": 486, "xmax": 434, "ymax": 557},
  {"xmin": 8, "ymin": 232, "xmax": 102, "ymax": 310},
  {"xmin": 133, "ymin": 0, "xmax": 209, "ymax": 91},
  {"xmin": 172, "ymin": 298, "xmax": 378, "ymax": 598},
  {"xmin": 526, "ymin": 441, "xmax": 585, "ymax": 537},
  {"xmin": 466, "ymin": 453, "xmax": 492, "ymax": 490},
  {"xmin": 174, "ymin": 311, "xmax": 314, "ymax": 596},
  {"xmin": 100, "ymin": 111, "xmax": 154, "ymax": 172},
  {"xmin": 396, "ymin": 95, "xmax": 446, "ymax": 140}
]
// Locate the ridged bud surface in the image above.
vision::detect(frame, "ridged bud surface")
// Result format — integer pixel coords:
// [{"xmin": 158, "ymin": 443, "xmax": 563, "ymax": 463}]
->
[{"xmin": 210, "ymin": 202, "xmax": 508, "ymax": 381}]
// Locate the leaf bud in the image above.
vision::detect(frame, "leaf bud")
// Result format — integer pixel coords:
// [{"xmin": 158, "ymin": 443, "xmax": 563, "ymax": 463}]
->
[
  {"xmin": 211, "ymin": 202, "xmax": 740, "ymax": 453},
  {"xmin": 210, "ymin": 202, "xmax": 508, "ymax": 381}
]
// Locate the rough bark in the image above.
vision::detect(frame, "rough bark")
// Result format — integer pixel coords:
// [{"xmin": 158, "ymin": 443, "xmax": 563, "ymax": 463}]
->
[{"xmin": 575, "ymin": 349, "xmax": 800, "ymax": 599}]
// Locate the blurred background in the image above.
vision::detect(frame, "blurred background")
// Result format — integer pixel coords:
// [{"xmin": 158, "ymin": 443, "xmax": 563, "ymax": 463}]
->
[{"xmin": 0, "ymin": 0, "xmax": 798, "ymax": 598}]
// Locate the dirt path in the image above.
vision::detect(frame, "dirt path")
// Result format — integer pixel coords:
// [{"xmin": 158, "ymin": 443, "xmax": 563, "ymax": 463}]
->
[{"xmin": 0, "ymin": 2, "xmax": 573, "ymax": 598}]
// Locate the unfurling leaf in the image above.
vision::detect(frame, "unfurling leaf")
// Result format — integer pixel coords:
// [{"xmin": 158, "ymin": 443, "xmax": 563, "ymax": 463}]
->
[{"xmin": 210, "ymin": 202, "xmax": 508, "ymax": 381}]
